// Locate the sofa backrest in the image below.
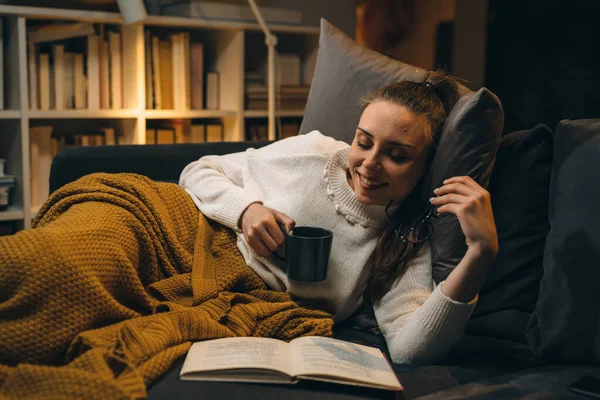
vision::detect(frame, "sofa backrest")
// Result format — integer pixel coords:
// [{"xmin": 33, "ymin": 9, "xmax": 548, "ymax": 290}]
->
[{"xmin": 49, "ymin": 141, "xmax": 272, "ymax": 194}]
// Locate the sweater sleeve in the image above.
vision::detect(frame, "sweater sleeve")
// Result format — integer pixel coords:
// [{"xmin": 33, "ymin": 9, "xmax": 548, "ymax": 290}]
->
[
  {"xmin": 179, "ymin": 150, "xmax": 263, "ymax": 230},
  {"xmin": 372, "ymin": 243, "xmax": 477, "ymax": 365},
  {"xmin": 178, "ymin": 131, "xmax": 345, "ymax": 231}
]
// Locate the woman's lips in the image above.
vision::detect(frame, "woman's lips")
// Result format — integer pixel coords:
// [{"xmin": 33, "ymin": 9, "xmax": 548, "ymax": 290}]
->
[{"xmin": 357, "ymin": 172, "xmax": 387, "ymax": 190}]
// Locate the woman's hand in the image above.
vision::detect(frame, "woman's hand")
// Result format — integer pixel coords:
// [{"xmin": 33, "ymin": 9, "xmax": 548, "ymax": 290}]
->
[
  {"xmin": 239, "ymin": 203, "xmax": 296, "ymax": 258},
  {"xmin": 429, "ymin": 176, "xmax": 498, "ymax": 256}
]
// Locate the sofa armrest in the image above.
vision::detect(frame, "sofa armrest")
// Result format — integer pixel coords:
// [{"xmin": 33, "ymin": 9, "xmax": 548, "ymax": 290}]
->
[{"xmin": 49, "ymin": 141, "xmax": 272, "ymax": 194}]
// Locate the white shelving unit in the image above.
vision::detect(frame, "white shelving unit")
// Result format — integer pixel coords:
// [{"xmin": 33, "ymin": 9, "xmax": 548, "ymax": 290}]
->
[{"xmin": 0, "ymin": 5, "xmax": 318, "ymax": 230}]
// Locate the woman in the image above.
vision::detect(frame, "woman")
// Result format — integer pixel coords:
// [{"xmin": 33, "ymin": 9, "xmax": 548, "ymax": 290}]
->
[{"xmin": 179, "ymin": 70, "xmax": 498, "ymax": 364}]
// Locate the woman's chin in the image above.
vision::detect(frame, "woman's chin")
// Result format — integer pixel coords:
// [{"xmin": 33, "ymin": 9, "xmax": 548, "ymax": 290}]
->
[{"xmin": 354, "ymin": 192, "xmax": 385, "ymax": 206}]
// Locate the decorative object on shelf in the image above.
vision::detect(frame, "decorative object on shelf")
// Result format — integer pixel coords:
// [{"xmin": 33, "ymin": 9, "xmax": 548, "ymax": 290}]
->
[{"xmin": 0, "ymin": 159, "xmax": 16, "ymax": 211}]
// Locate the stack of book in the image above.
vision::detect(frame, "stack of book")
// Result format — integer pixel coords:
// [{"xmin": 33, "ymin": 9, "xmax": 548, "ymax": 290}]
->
[
  {"xmin": 27, "ymin": 22, "xmax": 124, "ymax": 110},
  {"xmin": 145, "ymin": 119, "xmax": 224, "ymax": 144},
  {"xmin": 245, "ymin": 84, "xmax": 309, "ymax": 110},
  {"xmin": 145, "ymin": 31, "xmax": 220, "ymax": 110}
]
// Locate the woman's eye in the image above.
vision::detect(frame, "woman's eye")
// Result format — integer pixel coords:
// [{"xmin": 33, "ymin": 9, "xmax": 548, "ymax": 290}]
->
[
  {"xmin": 390, "ymin": 154, "xmax": 410, "ymax": 163},
  {"xmin": 357, "ymin": 141, "xmax": 369, "ymax": 148}
]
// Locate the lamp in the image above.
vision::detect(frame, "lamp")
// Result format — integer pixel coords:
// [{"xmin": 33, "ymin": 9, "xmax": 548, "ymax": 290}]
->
[
  {"xmin": 247, "ymin": 0, "xmax": 278, "ymax": 141},
  {"xmin": 116, "ymin": 0, "xmax": 147, "ymax": 24}
]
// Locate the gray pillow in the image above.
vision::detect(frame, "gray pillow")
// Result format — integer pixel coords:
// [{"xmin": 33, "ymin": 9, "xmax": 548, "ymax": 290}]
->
[{"xmin": 301, "ymin": 19, "xmax": 504, "ymax": 283}]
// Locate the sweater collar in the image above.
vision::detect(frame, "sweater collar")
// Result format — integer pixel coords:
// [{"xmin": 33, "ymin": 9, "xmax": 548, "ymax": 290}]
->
[{"xmin": 324, "ymin": 147, "xmax": 393, "ymax": 228}]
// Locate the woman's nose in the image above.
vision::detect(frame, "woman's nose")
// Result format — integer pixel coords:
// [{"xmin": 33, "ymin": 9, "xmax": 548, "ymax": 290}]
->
[{"xmin": 363, "ymin": 151, "xmax": 381, "ymax": 169}]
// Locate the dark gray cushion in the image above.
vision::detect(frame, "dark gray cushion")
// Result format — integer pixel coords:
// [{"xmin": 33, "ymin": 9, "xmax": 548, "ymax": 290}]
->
[
  {"xmin": 301, "ymin": 19, "xmax": 504, "ymax": 283},
  {"xmin": 465, "ymin": 125, "xmax": 553, "ymax": 345},
  {"xmin": 526, "ymin": 118, "xmax": 600, "ymax": 362},
  {"xmin": 472, "ymin": 125, "xmax": 553, "ymax": 321}
]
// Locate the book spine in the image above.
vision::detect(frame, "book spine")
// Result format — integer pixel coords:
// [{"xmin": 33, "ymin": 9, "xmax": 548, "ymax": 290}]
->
[
  {"xmin": 109, "ymin": 31, "xmax": 123, "ymax": 109},
  {"xmin": 87, "ymin": 35, "xmax": 100, "ymax": 110},
  {"xmin": 52, "ymin": 45, "xmax": 65, "ymax": 110},
  {"xmin": 28, "ymin": 42, "xmax": 38, "ymax": 110},
  {"xmin": 151, "ymin": 36, "xmax": 162, "ymax": 110},
  {"xmin": 190, "ymin": 42, "xmax": 204, "ymax": 110},
  {"xmin": 74, "ymin": 54, "xmax": 86, "ymax": 109},
  {"xmin": 38, "ymin": 54, "xmax": 50, "ymax": 110}
]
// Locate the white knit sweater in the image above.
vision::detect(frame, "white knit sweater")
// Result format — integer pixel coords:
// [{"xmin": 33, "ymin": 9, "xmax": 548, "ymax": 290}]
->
[{"xmin": 179, "ymin": 131, "xmax": 477, "ymax": 364}]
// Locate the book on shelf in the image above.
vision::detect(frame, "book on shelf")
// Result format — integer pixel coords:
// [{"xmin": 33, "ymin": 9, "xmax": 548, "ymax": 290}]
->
[
  {"xmin": 28, "ymin": 22, "xmax": 96, "ymax": 45},
  {"xmin": 145, "ymin": 30, "xmax": 206, "ymax": 111},
  {"xmin": 51, "ymin": 128, "xmax": 118, "ymax": 151},
  {"xmin": 277, "ymin": 54, "xmax": 302, "ymax": 86},
  {"xmin": 189, "ymin": 42, "xmax": 204, "ymax": 110},
  {"xmin": 28, "ymin": 42, "xmax": 38, "ymax": 110},
  {"xmin": 245, "ymin": 84, "xmax": 309, "ymax": 110},
  {"xmin": 74, "ymin": 54, "xmax": 86, "ymax": 109},
  {"xmin": 64, "ymin": 52, "xmax": 75, "ymax": 109},
  {"xmin": 151, "ymin": 36, "xmax": 162, "ymax": 109},
  {"xmin": 30, "ymin": 126, "xmax": 54, "ymax": 208},
  {"xmin": 100, "ymin": 26, "xmax": 111, "ymax": 109},
  {"xmin": 179, "ymin": 336, "xmax": 402, "ymax": 391},
  {"xmin": 144, "ymin": 30, "xmax": 153, "ymax": 109},
  {"xmin": 87, "ymin": 35, "xmax": 100, "ymax": 110},
  {"xmin": 108, "ymin": 31, "xmax": 123, "ymax": 109},
  {"xmin": 38, "ymin": 54, "xmax": 51, "ymax": 110},
  {"xmin": 159, "ymin": 39, "xmax": 174, "ymax": 109},
  {"xmin": 206, "ymin": 72, "xmax": 220, "ymax": 110},
  {"xmin": 52, "ymin": 44, "xmax": 65, "ymax": 110},
  {"xmin": 27, "ymin": 23, "xmax": 123, "ymax": 111}
]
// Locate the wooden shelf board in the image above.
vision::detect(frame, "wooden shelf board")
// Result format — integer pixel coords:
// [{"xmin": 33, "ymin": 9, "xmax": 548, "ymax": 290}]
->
[
  {"xmin": 244, "ymin": 109, "xmax": 305, "ymax": 118},
  {"xmin": 0, "ymin": 110, "xmax": 21, "ymax": 119},
  {"xmin": 144, "ymin": 15, "xmax": 319, "ymax": 34},
  {"xmin": 0, "ymin": 5, "xmax": 122, "ymax": 23},
  {"xmin": 0, "ymin": 206, "xmax": 24, "ymax": 222},
  {"xmin": 28, "ymin": 109, "xmax": 139, "ymax": 119},
  {"xmin": 145, "ymin": 109, "xmax": 237, "ymax": 119}
]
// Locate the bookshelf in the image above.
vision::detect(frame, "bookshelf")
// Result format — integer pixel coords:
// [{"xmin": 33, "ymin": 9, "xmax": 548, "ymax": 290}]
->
[{"xmin": 0, "ymin": 4, "xmax": 318, "ymax": 231}]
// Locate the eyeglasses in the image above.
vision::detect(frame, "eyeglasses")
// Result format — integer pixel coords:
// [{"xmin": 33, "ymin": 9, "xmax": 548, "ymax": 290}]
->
[{"xmin": 385, "ymin": 202, "xmax": 447, "ymax": 244}]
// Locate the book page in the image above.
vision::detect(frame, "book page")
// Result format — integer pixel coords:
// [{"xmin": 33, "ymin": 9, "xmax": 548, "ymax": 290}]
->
[
  {"xmin": 180, "ymin": 337, "xmax": 293, "ymax": 378},
  {"xmin": 289, "ymin": 337, "xmax": 402, "ymax": 390}
]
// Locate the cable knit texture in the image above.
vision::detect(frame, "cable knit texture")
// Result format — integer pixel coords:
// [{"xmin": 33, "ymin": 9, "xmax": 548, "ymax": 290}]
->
[
  {"xmin": 180, "ymin": 131, "xmax": 478, "ymax": 364},
  {"xmin": 0, "ymin": 173, "xmax": 333, "ymax": 399}
]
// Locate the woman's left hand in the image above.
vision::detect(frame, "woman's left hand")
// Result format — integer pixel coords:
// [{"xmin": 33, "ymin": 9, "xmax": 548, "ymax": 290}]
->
[{"xmin": 429, "ymin": 176, "xmax": 498, "ymax": 255}]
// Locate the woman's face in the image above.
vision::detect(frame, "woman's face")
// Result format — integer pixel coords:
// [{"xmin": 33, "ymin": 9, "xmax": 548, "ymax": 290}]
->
[{"xmin": 348, "ymin": 100, "xmax": 431, "ymax": 206}]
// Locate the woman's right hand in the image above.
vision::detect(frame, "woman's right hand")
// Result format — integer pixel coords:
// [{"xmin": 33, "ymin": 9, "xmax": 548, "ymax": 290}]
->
[{"xmin": 239, "ymin": 203, "xmax": 296, "ymax": 257}]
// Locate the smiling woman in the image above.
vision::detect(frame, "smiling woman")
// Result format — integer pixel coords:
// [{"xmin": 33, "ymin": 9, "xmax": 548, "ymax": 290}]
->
[{"xmin": 180, "ymin": 69, "xmax": 499, "ymax": 365}]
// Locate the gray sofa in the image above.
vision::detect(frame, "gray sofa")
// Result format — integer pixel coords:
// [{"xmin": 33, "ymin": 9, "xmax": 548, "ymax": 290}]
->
[{"xmin": 48, "ymin": 118, "xmax": 600, "ymax": 399}]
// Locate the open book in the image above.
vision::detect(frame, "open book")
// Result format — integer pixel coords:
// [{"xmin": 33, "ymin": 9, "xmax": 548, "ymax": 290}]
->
[{"xmin": 180, "ymin": 336, "xmax": 403, "ymax": 391}]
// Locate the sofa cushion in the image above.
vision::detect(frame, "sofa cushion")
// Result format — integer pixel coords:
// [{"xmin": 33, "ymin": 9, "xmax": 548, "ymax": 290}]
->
[
  {"xmin": 300, "ymin": 19, "xmax": 504, "ymax": 283},
  {"xmin": 526, "ymin": 118, "xmax": 600, "ymax": 362},
  {"xmin": 470, "ymin": 125, "xmax": 553, "ymax": 326}
]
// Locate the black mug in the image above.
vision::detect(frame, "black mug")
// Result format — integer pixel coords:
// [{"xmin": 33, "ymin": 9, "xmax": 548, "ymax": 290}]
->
[{"xmin": 274, "ymin": 226, "xmax": 333, "ymax": 282}]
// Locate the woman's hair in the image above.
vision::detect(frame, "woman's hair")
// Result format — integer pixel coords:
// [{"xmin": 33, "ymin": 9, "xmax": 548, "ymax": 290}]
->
[{"xmin": 361, "ymin": 69, "xmax": 461, "ymax": 301}]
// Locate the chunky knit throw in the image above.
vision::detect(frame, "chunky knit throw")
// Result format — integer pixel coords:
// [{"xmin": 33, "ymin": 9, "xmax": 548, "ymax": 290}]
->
[{"xmin": 0, "ymin": 173, "xmax": 333, "ymax": 399}]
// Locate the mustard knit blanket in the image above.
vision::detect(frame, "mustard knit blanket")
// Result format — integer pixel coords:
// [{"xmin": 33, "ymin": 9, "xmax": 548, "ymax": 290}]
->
[{"xmin": 0, "ymin": 173, "xmax": 333, "ymax": 399}]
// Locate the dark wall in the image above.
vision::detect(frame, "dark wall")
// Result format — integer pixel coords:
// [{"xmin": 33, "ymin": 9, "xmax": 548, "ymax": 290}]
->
[{"xmin": 485, "ymin": 0, "xmax": 600, "ymax": 134}]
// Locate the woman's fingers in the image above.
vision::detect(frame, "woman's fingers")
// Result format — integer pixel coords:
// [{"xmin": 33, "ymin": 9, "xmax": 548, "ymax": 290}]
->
[
  {"xmin": 274, "ymin": 211, "xmax": 296, "ymax": 234},
  {"xmin": 430, "ymin": 193, "xmax": 470, "ymax": 206},
  {"xmin": 247, "ymin": 233, "xmax": 273, "ymax": 257},
  {"xmin": 265, "ymin": 221, "xmax": 286, "ymax": 247},
  {"xmin": 433, "ymin": 182, "xmax": 479, "ymax": 198},
  {"xmin": 434, "ymin": 202, "xmax": 461, "ymax": 216},
  {"xmin": 442, "ymin": 176, "xmax": 482, "ymax": 191}
]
